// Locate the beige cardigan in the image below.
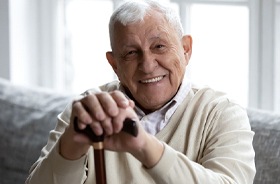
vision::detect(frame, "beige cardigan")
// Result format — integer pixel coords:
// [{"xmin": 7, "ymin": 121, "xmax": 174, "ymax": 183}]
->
[{"xmin": 26, "ymin": 82, "xmax": 256, "ymax": 184}]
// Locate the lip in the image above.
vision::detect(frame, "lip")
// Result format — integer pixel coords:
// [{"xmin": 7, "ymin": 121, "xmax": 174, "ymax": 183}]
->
[{"xmin": 139, "ymin": 75, "xmax": 165, "ymax": 84}]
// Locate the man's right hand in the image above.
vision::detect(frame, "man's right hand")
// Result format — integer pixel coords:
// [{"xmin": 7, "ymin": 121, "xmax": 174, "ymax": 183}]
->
[
  {"xmin": 59, "ymin": 90, "xmax": 136, "ymax": 160},
  {"xmin": 59, "ymin": 90, "xmax": 164, "ymax": 169}
]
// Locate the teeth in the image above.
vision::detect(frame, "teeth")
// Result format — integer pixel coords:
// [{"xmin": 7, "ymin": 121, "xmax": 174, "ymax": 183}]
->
[{"xmin": 141, "ymin": 76, "xmax": 163, "ymax": 83}]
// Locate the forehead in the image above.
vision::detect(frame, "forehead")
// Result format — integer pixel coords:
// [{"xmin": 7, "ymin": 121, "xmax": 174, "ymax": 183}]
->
[{"xmin": 112, "ymin": 11, "xmax": 177, "ymax": 43}]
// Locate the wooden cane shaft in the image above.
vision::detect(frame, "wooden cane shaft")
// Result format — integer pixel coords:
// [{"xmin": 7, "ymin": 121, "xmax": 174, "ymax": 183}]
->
[
  {"xmin": 74, "ymin": 117, "xmax": 138, "ymax": 184},
  {"xmin": 94, "ymin": 148, "xmax": 107, "ymax": 184}
]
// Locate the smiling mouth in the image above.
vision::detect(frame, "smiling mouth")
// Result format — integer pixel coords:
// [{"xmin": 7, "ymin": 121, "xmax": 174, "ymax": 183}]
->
[{"xmin": 140, "ymin": 76, "xmax": 164, "ymax": 84}]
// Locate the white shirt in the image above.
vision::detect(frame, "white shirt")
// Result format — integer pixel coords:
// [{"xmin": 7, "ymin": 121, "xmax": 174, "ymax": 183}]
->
[{"xmin": 120, "ymin": 75, "xmax": 192, "ymax": 135}]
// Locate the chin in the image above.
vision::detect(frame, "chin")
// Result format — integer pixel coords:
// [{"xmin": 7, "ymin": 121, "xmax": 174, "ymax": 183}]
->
[{"xmin": 142, "ymin": 96, "xmax": 170, "ymax": 109}]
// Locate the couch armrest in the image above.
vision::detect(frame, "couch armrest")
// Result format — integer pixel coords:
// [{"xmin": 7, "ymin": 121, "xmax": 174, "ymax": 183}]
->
[
  {"xmin": 247, "ymin": 108, "xmax": 280, "ymax": 184},
  {"xmin": 0, "ymin": 78, "xmax": 73, "ymax": 184}
]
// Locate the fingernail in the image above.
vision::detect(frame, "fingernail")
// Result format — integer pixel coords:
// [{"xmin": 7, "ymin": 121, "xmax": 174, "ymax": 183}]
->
[
  {"xmin": 121, "ymin": 100, "xmax": 129, "ymax": 106},
  {"xmin": 79, "ymin": 123, "xmax": 86, "ymax": 129}
]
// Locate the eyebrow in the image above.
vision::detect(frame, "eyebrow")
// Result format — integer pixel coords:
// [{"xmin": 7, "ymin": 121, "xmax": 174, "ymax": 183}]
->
[
  {"xmin": 148, "ymin": 36, "xmax": 160, "ymax": 42},
  {"xmin": 148, "ymin": 31, "xmax": 169, "ymax": 42}
]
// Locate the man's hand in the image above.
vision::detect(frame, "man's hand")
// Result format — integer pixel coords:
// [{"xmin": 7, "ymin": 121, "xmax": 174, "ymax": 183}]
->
[{"xmin": 59, "ymin": 90, "xmax": 164, "ymax": 168}]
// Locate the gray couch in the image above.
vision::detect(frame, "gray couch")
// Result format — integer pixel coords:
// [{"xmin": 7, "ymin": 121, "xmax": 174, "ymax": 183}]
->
[{"xmin": 0, "ymin": 78, "xmax": 279, "ymax": 184}]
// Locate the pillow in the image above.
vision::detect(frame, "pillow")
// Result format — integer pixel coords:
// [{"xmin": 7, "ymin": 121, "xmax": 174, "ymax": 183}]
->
[
  {"xmin": 0, "ymin": 78, "xmax": 72, "ymax": 184},
  {"xmin": 247, "ymin": 108, "xmax": 280, "ymax": 184}
]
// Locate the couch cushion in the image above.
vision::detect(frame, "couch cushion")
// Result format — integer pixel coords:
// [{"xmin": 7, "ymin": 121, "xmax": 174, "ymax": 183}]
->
[
  {"xmin": 1, "ymin": 77, "xmax": 280, "ymax": 184},
  {"xmin": 247, "ymin": 108, "xmax": 280, "ymax": 184},
  {"xmin": 0, "ymin": 78, "xmax": 72, "ymax": 184}
]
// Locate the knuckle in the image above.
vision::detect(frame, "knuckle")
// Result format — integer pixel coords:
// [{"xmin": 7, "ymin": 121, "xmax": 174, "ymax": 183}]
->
[
  {"xmin": 96, "ymin": 91, "xmax": 106, "ymax": 97},
  {"xmin": 102, "ymin": 117, "xmax": 111, "ymax": 127},
  {"xmin": 111, "ymin": 90, "xmax": 122, "ymax": 97},
  {"xmin": 72, "ymin": 100, "xmax": 81, "ymax": 110}
]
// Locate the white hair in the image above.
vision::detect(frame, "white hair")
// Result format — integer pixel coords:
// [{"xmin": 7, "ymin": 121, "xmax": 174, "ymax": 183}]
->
[{"xmin": 109, "ymin": 0, "xmax": 184, "ymax": 49}]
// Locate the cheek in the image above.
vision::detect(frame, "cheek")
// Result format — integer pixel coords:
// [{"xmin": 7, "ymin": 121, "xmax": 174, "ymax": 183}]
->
[
  {"xmin": 116, "ymin": 63, "xmax": 136, "ymax": 84},
  {"xmin": 172, "ymin": 60, "xmax": 186, "ymax": 81},
  {"xmin": 166, "ymin": 48, "xmax": 186, "ymax": 75}
]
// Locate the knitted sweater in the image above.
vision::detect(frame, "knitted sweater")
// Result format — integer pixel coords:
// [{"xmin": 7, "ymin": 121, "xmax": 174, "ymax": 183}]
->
[{"xmin": 26, "ymin": 82, "xmax": 256, "ymax": 184}]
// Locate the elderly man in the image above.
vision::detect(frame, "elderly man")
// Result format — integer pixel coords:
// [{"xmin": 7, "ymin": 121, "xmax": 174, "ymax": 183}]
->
[{"xmin": 26, "ymin": 0, "xmax": 255, "ymax": 183}]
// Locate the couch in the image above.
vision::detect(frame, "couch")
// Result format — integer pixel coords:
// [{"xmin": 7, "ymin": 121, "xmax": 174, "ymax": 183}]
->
[{"xmin": 0, "ymin": 78, "xmax": 279, "ymax": 184}]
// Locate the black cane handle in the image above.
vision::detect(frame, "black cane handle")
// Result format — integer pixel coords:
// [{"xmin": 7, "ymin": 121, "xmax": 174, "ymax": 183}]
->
[{"xmin": 74, "ymin": 117, "xmax": 138, "ymax": 142}]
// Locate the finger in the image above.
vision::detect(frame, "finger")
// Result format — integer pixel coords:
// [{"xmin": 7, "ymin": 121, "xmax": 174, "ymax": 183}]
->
[
  {"xmin": 72, "ymin": 100, "xmax": 93, "ymax": 128},
  {"xmin": 76, "ymin": 118, "xmax": 87, "ymax": 130},
  {"xmin": 89, "ymin": 119, "xmax": 104, "ymax": 136},
  {"xmin": 128, "ymin": 100, "xmax": 135, "ymax": 108},
  {"xmin": 96, "ymin": 92, "xmax": 119, "ymax": 117},
  {"xmin": 100, "ymin": 117, "xmax": 113, "ymax": 135},
  {"xmin": 81, "ymin": 94, "xmax": 106, "ymax": 121},
  {"xmin": 110, "ymin": 90, "xmax": 130, "ymax": 108},
  {"xmin": 111, "ymin": 107, "xmax": 136, "ymax": 134},
  {"xmin": 112, "ymin": 115, "xmax": 125, "ymax": 134}
]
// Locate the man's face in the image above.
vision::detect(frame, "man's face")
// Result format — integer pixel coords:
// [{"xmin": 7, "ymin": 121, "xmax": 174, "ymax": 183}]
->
[{"xmin": 107, "ymin": 10, "xmax": 192, "ymax": 112}]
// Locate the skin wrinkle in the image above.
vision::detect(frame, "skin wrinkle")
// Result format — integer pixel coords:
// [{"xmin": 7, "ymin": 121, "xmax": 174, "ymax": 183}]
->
[
  {"xmin": 146, "ymin": 26, "xmax": 185, "ymax": 95},
  {"xmin": 145, "ymin": 20, "xmax": 186, "ymax": 88},
  {"xmin": 107, "ymin": 10, "xmax": 190, "ymax": 113},
  {"xmin": 25, "ymin": 2, "xmax": 255, "ymax": 183}
]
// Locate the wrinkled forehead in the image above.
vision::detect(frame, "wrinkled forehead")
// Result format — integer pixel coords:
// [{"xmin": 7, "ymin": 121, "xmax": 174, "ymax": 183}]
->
[
  {"xmin": 110, "ymin": 12, "xmax": 175, "ymax": 48},
  {"xmin": 109, "ymin": 1, "xmax": 184, "ymax": 49}
]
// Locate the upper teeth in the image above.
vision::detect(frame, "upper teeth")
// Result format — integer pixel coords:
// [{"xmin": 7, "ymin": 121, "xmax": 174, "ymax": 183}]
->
[{"xmin": 141, "ymin": 76, "xmax": 163, "ymax": 83}]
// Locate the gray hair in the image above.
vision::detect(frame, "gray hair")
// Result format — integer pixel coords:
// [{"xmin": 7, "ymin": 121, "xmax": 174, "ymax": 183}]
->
[{"xmin": 109, "ymin": 0, "xmax": 184, "ymax": 49}]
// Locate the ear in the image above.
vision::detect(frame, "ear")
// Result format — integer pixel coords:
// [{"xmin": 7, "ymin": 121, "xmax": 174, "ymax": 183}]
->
[
  {"xmin": 106, "ymin": 51, "xmax": 118, "ymax": 73},
  {"xmin": 182, "ymin": 35, "xmax": 193, "ymax": 65}
]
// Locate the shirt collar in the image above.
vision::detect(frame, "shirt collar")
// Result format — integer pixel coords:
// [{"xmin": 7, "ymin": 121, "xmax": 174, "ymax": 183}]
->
[{"xmin": 119, "ymin": 75, "xmax": 192, "ymax": 115}]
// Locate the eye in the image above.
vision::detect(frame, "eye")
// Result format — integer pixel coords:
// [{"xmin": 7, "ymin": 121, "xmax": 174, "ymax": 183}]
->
[
  {"xmin": 155, "ymin": 44, "xmax": 165, "ymax": 49},
  {"xmin": 127, "ymin": 50, "xmax": 137, "ymax": 55},
  {"xmin": 121, "ymin": 50, "xmax": 138, "ymax": 61},
  {"xmin": 153, "ymin": 44, "xmax": 167, "ymax": 54}
]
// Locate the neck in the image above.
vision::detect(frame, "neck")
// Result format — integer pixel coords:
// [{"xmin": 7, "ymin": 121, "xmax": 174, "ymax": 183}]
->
[{"xmin": 122, "ymin": 85, "xmax": 181, "ymax": 115}]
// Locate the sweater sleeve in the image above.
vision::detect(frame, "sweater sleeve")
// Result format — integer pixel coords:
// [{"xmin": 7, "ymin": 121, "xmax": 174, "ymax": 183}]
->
[
  {"xmin": 25, "ymin": 98, "xmax": 88, "ymax": 184},
  {"xmin": 146, "ymin": 102, "xmax": 256, "ymax": 184}
]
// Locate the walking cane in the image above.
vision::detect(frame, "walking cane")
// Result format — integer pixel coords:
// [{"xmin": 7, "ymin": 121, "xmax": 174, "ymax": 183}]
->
[{"xmin": 74, "ymin": 117, "xmax": 138, "ymax": 184}]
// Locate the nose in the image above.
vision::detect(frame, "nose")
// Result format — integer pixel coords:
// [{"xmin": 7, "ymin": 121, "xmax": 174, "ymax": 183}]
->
[{"xmin": 138, "ymin": 51, "xmax": 158, "ymax": 74}]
